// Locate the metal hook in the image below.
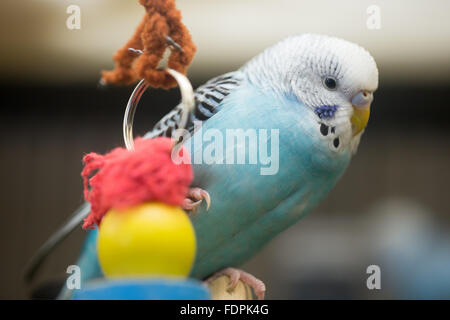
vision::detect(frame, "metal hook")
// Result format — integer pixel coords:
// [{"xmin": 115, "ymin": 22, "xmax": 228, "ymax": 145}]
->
[{"xmin": 123, "ymin": 68, "xmax": 195, "ymax": 151}]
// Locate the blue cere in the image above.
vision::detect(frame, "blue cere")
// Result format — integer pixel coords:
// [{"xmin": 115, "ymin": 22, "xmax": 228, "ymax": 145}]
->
[{"xmin": 314, "ymin": 105, "xmax": 338, "ymax": 120}]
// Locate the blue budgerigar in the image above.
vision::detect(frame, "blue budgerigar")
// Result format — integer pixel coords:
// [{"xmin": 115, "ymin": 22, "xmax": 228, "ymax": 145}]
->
[{"xmin": 27, "ymin": 34, "xmax": 379, "ymax": 299}]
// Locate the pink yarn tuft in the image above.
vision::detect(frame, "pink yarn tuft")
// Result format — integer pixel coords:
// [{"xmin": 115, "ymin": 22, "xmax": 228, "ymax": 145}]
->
[{"xmin": 81, "ymin": 137, "xmax": 193, "ymax": 229}]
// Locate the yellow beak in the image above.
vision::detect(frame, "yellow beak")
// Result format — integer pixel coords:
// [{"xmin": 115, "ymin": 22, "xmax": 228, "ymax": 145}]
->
[{"xmin": 351, "ymin": 104, "xmax": 371, "ymax": 136}]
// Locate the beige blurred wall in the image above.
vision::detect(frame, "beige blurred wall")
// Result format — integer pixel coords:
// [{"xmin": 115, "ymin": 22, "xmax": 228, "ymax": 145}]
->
[{"xmin": 0, "ymin": 0, "xmax": 449, "ymax": 84}]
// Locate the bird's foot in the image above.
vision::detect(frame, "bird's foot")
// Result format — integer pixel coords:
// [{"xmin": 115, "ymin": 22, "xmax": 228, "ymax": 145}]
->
[
  {"xmin": 206, "ymin": 267, "xmax": 266, "ymax": 300},
  {"xmin": 182, "ymin": 187, "xmax": 211, "ymax": 213}
]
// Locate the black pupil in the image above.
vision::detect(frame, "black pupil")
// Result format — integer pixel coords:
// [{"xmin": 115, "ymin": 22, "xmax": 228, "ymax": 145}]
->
[{"xmin": 325, "ymin": 78, "xmax": 336, "ymax": 89}]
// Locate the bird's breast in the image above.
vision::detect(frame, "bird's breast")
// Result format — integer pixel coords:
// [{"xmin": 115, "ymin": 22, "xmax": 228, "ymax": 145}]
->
[{"xmin": 183, "ymin": 87, "xmax": 353, "ymax": 278}]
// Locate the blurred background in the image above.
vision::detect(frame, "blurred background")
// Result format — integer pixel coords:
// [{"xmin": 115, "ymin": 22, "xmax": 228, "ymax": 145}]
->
[{"xmin": 1, "ymin": 0, "xmax": 449, "ymax": 299}]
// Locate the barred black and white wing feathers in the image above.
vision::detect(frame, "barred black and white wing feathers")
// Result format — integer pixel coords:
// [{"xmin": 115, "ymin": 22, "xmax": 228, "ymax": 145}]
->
[
  {"xmin": 145, "ymin": 103, "xmax": 184, "ymax": 139},
  {"xmin": 192, "ymin": 71, "xmax": 243, "ymax": 122},
  {"xmin": 145, "ymin": 71, "xmax": 244, "ymax": 138}
]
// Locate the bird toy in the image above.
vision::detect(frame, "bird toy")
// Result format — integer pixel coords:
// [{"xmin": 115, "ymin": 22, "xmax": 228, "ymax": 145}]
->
[
  {"xmin": 101, "ymin": 0, "xmax": 196, "ymax": 89},
  {"xmin": 71, "ymin": 67, "xmax": 211, "ymax": 299},
  {"xmin": 81, "ymin": 137, "xmax": 195, "ymax": 278}
]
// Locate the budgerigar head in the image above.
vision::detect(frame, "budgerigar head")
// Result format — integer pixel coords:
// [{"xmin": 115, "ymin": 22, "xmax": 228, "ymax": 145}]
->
[{"xmin": 243, "ymin": 34, "xmax": 379, "ymax": 153}]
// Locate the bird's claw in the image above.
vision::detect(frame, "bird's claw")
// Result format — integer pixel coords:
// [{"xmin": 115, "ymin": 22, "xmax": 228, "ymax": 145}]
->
[
  {"xmin": 206, "ymin": 267, "xmax": 266, "ymax": 300},
  {"xmin": 182, "ymin": 187, "xmax": 211, "ymax": 213}
]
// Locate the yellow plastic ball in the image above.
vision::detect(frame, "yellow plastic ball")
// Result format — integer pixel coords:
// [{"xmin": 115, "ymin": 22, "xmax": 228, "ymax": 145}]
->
[{"xmin": 97, "ymin": 202, "xmax": 196, "ymax": 278}]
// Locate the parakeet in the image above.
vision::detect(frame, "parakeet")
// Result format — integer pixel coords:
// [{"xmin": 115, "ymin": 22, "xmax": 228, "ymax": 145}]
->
[{"xmin": 27, "ymin": 34, "xmax": 378, "ymax": 299}]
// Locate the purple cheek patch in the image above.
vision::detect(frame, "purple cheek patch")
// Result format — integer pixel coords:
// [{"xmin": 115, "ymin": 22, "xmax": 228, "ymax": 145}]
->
[{"xmin": 314, "ymin": 105, "xmax": 338, "ymax": 120}]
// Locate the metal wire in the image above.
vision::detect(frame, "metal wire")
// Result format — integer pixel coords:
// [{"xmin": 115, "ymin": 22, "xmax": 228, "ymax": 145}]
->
[{"xmin": 123, "ymin": 68, "xmax": 195, "ymax": 151}]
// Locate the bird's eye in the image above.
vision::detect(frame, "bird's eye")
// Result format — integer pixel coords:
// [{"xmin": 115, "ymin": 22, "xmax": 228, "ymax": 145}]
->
[{"xmin": 323, "ymin": 77, "xmax": 337, "ymax": 90}]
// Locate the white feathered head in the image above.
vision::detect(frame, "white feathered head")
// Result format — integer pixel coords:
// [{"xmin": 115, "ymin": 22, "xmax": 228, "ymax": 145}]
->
[{"xmin": 244, "ymin": 34, "xmax": 379, "ymax": 153}]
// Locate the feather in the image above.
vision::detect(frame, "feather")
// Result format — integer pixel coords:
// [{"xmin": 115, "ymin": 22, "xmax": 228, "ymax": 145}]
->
[{"xmin": 145, "ymin": 71, "xmax": 244, "ymax": 138}]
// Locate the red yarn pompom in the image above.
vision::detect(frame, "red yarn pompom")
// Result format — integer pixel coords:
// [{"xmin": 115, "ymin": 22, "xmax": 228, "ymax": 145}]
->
[{"xmin": 81, "ymin": 137, "xmax": 192, "ymax": 229}]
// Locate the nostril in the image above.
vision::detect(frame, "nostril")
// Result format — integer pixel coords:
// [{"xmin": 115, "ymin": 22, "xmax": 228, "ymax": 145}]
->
[{"xmin": 352, "ymin": 91, "xmax": 372, "ymax": 107}]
